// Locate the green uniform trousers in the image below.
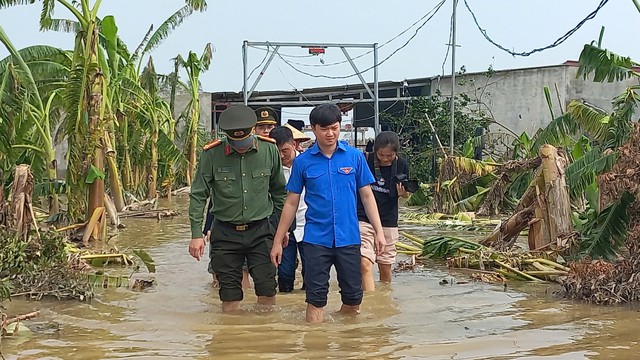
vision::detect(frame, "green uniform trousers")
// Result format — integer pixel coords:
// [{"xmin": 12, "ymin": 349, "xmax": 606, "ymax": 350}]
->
[{"xmin": 210, "ymin": 218, "xmax": 276, "ymax": 301}]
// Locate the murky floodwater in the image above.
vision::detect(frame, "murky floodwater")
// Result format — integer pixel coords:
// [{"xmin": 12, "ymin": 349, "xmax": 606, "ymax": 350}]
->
[{"xmin": 2, "ymin": 199, "xmax": 640, "ymax": 359}]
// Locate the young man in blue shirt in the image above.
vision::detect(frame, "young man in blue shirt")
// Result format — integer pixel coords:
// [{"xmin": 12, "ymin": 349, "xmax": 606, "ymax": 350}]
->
[{"xmin": 271, "ymin": 103, "xmax": 386, "ymax": 323}]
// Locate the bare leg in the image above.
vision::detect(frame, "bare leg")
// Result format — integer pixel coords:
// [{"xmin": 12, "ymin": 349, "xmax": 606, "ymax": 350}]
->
[
  {"xmin": 378, "ymin": 263, "xmax": 393, "ymax": 283},
  {"xmin": 306, "ymin": 304, "xmax": 324, "ymax": 323},
  {"xmin": 338, "ymin": 304, "xmax": 360, "ymax": 315},
  {"xmin": 361, "ymin": 257, "xmax": 375, "ymax": 291},
  {"xmin": 221, "ymin": 301, "xmax": 241, "ymax": 312},
  {"xmin": 242, "ymin": 270, "xmax": 251, "ymax": 289},
  {"xmin": 257, "ymin": 296, "xmax": 276, "ymax": 306}
]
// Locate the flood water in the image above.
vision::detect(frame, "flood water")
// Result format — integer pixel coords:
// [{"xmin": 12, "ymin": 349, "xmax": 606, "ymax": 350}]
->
[{"xmin": 2, "ymin": 199, "xmax": 640, "ymax": 359}]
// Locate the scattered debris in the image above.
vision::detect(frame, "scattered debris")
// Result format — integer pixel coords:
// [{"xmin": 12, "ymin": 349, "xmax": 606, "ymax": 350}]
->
[{"xmin": 119, "ymin": 209, "xmax": 178, "ymax": 219}]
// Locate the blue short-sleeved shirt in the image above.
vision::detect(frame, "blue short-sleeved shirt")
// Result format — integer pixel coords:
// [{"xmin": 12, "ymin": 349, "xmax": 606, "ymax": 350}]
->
[{"xmin": 287, "ymin": 140, "xmax": 375, "ymax": 248}]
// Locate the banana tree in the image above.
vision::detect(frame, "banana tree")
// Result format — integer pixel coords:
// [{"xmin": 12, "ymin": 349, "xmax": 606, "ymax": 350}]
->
[
  {"xmin": 1, "ymin": 0, "xmax": 209, "ymax": 232},
  {"xmin": 176, "ymin": 43, "xmax": 213, "ymax": 185},
  {"xmin": 0, "ymin": 25, "xmax": 69, "ymax": 214}
]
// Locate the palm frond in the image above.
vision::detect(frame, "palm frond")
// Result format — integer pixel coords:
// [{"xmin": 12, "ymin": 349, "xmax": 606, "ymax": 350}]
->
[
  {"xmin": 531, "ymin": 112, "xmax": 578, "ymax": 152},
  {"xmin": 24, "ymin": 60, "xmax": 69, "ymax": 83},
  {"xmin": 612, "ymin": 86, "xmax": 640, "ymax": 123},
  {"xmin": 580, "ymin": 191, "xmax": 635, "ymax": 260},
  {"xmin": 566, "ymin": 146, "xmax": 618, "ymax": 200},
  {"xmin": 566, "ymin": 100, "xmax": 611, "ymax": 143},
  {"xmin": 0, "ymin": 0, "xmax": 35, "ymax": 9},
  {"xmin": 0, "ymin": 45, "xmax": 68, "ymax": 75},
  {"xmin": 39, "ymin": 0, "xmax": 56, "ymax": 31},
  {"xmin": 184, "ymin": 0, "xmax": 207, "ymax": 11},
  {"xmin": 142, "ymin": 5, "xmax": 195, "ymax": 56},
  {"xmin": 132, "ymin": 25, "xmax": 153, "ymax": 61},
  {"xmin": 577, "ymin": 44, "xmax": 639, "ymax": 83},
  {"xmin": 200, "ymin": 42, "xmax": 213, "ymax": 70},
  {"xmin": 41, "ymin": 18, "xmax": 81, "ymax": 33},
  {"xmin": 158, "ymin": 127, "xmax": 184, "ymax": 165}
]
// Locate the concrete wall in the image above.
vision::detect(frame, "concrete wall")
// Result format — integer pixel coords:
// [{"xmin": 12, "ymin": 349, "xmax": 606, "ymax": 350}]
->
[
  {"xmin": 171, "ymin": 92, "xmax": 213, "ymax": 134},
  {"xmin": 431, "ymin": 65, "xmax": 636, "ymax": 136}
]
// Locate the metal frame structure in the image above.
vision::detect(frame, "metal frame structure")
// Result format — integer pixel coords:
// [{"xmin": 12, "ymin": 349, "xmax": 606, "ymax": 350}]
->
[{"xmin": 242, "ymin": 41, "xmax": 381, "ymax": 134}]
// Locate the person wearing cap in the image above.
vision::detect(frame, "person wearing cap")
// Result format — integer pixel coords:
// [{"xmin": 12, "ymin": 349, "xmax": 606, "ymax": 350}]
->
[
  {"xmin": 269, "ymin": 126, "xmax": 308, "ymax": 292},
  {"xmin": 189, "ymin": 105, "xmax": 287, "ymax": 312},
  {"xmin": 255, "ymin": 107, "xmax": 278, "ymax": 136}
]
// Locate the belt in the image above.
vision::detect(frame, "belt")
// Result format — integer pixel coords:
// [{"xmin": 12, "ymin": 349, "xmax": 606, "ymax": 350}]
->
[{"xmin": 215, "ymin": 218, "xmax": 269, "ymax": 232}]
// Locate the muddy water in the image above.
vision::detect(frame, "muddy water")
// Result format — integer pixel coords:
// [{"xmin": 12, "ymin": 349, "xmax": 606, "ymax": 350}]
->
[{"xmin": 3, "ymin": 200, "xmax": 640, "ymax": 360}]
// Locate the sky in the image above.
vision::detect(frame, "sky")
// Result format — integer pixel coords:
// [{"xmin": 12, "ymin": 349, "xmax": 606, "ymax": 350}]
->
[{"xmin": 1, "ymin": 0, "xmax": 637, "ymax": 96}]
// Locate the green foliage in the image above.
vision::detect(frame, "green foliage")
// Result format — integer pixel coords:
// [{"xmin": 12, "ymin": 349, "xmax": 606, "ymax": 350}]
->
[
  {"xmin": 530, "ymin": 113, "xmax": 578, "ymax": 154},
  {"xmin": 0, "ymin": 226, "xmax": 92, "ymax": 300},
  {"xmin": 566, "ymin": 147, "xmax": 618, "ymax": 200},
  {"xmin": 0, "ymin": 278, "xmax": 12, "ymax": 302},
  {"xmin": 421, "ymin": 236, "xmax": 481, "ymax": 259},
  {"xmin": 579, "ymin": 192, "xmax": 635, "ymax": 260},
  {"xmin": 406, "ymin": 185, "xmax": 433, "ymax": 207},
  {"xmin": 132, "ymin": 249, "xmax": 156, "ymax": 273},
  {"xmin": 386, "ymin": 93, "xmax": 492, "ymax": 183},
  {"xmin": 85, "ymin": 164, "xmax": 105, "ymax": 184},
  {"xmin": 577, "ymin": 44, "xmax": 639, "ymax": 83}
]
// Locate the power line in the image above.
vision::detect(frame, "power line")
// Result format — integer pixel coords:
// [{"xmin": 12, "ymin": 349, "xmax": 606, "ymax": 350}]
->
[
  {"xmin": 441, "ymin": 8, "xmax": 455, "ymax": 76},
  {"xmin": 259, "ymin": 1, "xmax": 453, "ymax": 68},
  {"xmin": 463, "ymin": 0, "xmax": 610, "ymax": 57},
  {"xmin": 247, "ymin": 45, "xmax": 271, "ymax": 80},
  {"xmin": 274, "ymin": 62, "xmax": 315, "ymax": 106},
  {"xmin": 275, "ymin": 0, "xmax": 448, "ymax": 80}
]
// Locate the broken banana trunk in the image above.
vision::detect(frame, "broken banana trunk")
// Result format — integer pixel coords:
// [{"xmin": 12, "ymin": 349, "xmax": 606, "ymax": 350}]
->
[{"xmin": 481, "ymin": 145, "xmax": 573, "ymax": 251}]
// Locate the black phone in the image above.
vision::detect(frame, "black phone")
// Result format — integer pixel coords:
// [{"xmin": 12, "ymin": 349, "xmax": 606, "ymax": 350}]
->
[{"xmin": 402, "ymin": 180, "xmax": 419, "ymax": 193}]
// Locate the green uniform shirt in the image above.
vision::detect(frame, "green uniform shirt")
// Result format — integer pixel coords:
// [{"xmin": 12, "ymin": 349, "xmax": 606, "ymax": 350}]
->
[{"xmin": 189, "ymin": 137, "xmax": 287, "ymax": 238}]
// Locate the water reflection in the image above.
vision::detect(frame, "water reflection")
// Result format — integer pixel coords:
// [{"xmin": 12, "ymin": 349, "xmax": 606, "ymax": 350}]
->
[{"xmin": 2, "ymin": 198, "xmax": 640, "ymax": 359}]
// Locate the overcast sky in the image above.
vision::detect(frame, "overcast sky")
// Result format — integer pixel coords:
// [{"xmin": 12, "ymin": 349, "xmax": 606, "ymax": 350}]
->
[{"xmin": 1, "ymin": 0, "xmax": 638, "ymax": 94}]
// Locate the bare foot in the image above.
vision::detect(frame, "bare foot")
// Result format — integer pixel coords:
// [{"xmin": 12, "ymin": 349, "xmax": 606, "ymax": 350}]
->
[
  {"xmin": 221, "ymin": 301, "xmax": 242, "ymax": 313},
  {"xmin": 306, "ymin": 304, "xmax": 324, "ymax": 323},
  {"xmin": 337, "ymin": 304, "xmax": 360, "ymax": 315}
]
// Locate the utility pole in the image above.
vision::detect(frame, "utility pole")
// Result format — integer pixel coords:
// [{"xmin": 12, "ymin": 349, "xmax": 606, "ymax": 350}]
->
[{"xmin": 449, "ymin": 0, "xmax": 458, "ymax": 155}]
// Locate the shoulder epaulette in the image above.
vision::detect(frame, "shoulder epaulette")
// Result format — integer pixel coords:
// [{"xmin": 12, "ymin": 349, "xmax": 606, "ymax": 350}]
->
[
  {"xmin": 256, "ymin": 135, "xmax": 276, "ymax": 144},
  {"xmin": 202, "ymin": 139, "xmax": 222, "ymax": 150}
]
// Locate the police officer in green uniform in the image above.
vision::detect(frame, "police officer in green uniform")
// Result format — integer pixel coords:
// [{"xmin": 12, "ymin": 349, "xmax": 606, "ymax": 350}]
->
[
  {"xmin": 255, "ymin": 107, "xmax": 278, "ymax": 136},
  {"xmin": 189, "ymin": 105, "xmax": 287, "ymax": 312}
]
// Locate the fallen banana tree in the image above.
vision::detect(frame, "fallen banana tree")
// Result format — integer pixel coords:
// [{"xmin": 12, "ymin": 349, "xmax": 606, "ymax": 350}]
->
[
  {"xmin": 396, "ymin": 231, "xmax": 569, "ymax": 282},
  {"xmin": 480, "ymin": 144, "xmax": 574, "ymax": 251}
]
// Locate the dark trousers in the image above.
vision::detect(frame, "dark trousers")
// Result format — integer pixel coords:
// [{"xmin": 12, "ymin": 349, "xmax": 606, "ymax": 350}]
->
[
  {"xmin": 277, "ymin": 233, "xmax": 306, "ymax": 292},
  {"xmin": 210, "ymin": 219, "xmax": 277, "ymax": 302},
  {"xmin": 300, "ymin": 242, "xmax": 362, "ymax": 308}
]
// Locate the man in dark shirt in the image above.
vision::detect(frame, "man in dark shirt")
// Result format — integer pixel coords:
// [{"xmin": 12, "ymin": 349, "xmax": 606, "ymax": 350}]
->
[{"xmin": 357, "ymin": 131, "xmax": 410, "ymax": 291}]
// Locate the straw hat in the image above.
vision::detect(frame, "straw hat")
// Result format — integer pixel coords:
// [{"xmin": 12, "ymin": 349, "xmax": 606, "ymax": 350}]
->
[{"xmin": 284, "ymin": 123, "xmax": 311, "ymax": 142}]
